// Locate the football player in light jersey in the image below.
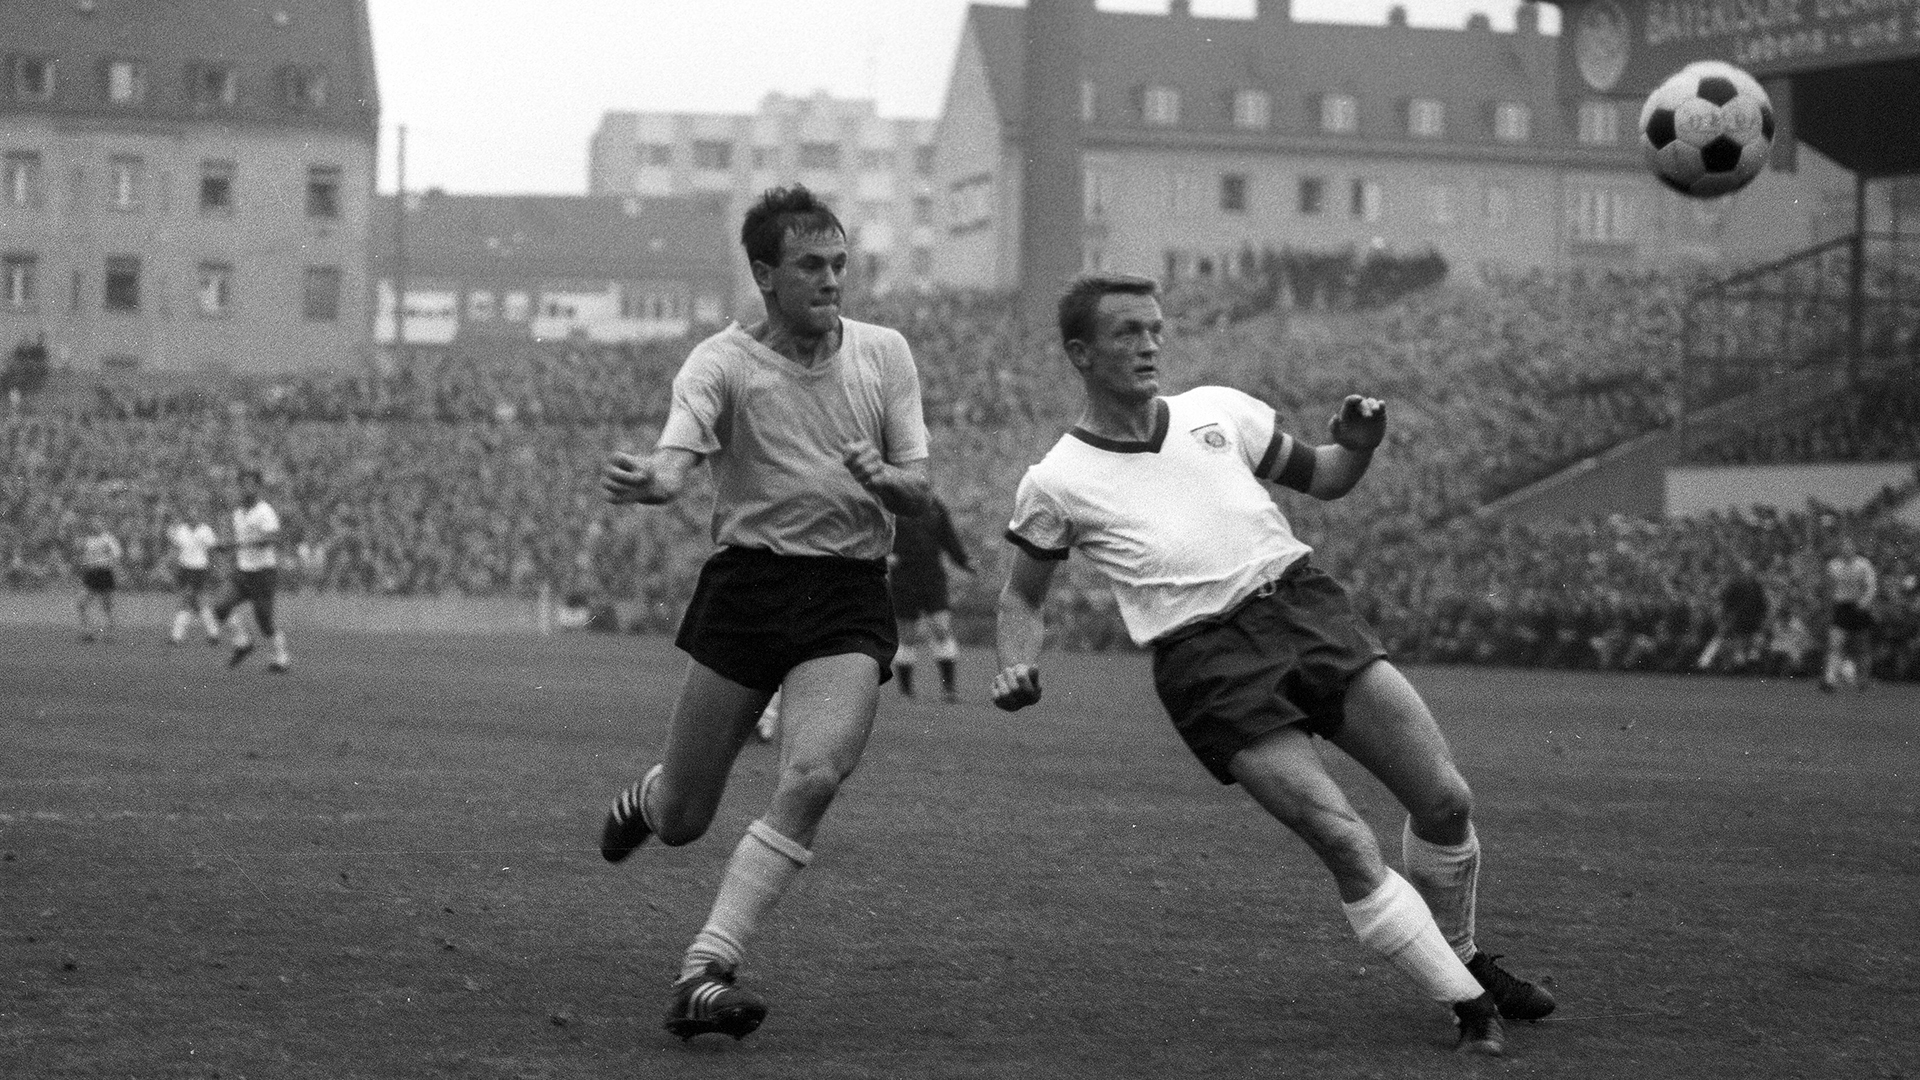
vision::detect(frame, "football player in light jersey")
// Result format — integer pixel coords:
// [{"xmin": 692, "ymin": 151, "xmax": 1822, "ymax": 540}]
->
[
  {"xmin": 992, "ymin": 274, "xmax": 1553, "ymax": 1057},
  {"xmin": 73, "ymin": 514, "xmax": 124, "ymax": 643},
  {"xmin": 1820, "ymin": 534, "xmax": 1878, "ymax": 692},
  {"xmin": 166, "ymin": 499, "xmax": 223, "ymax": 646},
  {"xmin": 594, "ymin": 185, "xmax": 931, "ymax": 1041},
  {"xmin": 211, "ymin": 469, "xmax": 291, "ymax": 672}
]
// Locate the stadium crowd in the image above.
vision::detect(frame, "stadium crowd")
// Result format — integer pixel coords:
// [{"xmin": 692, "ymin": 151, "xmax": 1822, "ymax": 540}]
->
[{"xmin": 6, "ymin": 267, "xmax": 1917, "ymax": 679}]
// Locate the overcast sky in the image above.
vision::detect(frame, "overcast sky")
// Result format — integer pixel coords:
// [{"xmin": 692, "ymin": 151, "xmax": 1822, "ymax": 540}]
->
[{"xmin": 365, "ymin": 0, "xmax": 1561, "ymax": 196}]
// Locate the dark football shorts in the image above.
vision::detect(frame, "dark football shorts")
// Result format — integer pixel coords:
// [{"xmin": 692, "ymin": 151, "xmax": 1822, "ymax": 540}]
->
[
  {"xmin": 1831, "ymin": 601, "xmax": 1875, "ymax": 633},
  {"xmin": 889, "ymin": 562, "xmax": 951, "ymax": 620},
  {"xmin": 79, "ymin": 568, "xmax": 116, "ymax": 594},
  {"xmin": 1151, "ymin": 559, "xmax": 1387, "ymax": 785},
  {"xmin": 175, "ymin": 566, "xmax": 210, "ymax": 593},
  {"xmin": 216, "ymin": 568, "xmax": 279, "ymax": 632},
  {"xmin": 676, "ymin": 546, "xmax": 897, "ymax": 693}
]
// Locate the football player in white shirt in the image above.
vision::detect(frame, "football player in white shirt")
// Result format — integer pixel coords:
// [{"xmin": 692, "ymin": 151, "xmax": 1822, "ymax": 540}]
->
[
  {"xmin": 595, "ymin": 186, "xmax": 931, "ymax": 1041},
  {"xmin": 1820, "ymin": 533, "xmax": 1878, "ymax": 692},
  {"xmin": 211, "ymin": 469, "xmax": 291, "ymax": 672},
  {"xmin": 992, "ymin": 274, "xmax": 1553, "ymax": 1057},
  {"xmin": 166, "ymin": 499, "xmax": 222, "ymax": 646},
  {"xmin": 74, "ymin": 514, "xmax": 124, "ymax": 643}
]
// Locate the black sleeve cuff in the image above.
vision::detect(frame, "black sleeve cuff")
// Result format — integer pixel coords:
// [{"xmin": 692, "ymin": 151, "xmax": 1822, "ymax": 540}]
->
[{"xmin": 1004, "ymin": 530, "xmax": 1070, "ymax": 561}]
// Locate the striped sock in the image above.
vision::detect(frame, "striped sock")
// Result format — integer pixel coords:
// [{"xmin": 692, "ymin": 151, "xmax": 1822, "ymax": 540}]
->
[
  {"xmin": 681, "ymin": 820, "xmax": 812, "ymax": 982},
  {"xmin": 1403, "ymin": 819, "xmax": 1480, "ymax": 963}
]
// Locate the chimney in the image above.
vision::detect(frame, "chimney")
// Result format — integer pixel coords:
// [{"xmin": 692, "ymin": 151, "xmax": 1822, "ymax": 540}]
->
[
  {"xmin": 1257, "ymin": 0, "xmax": 1292, "ymax": 19},
  {"xmin": 1170, "ymin": 0, "xmax": 1191, "ymax": 16},
  {"xmin": 1387, "ymin": 5, "xmax": 1408, "ymax": 27},
  {"xmin": 1515, "ymin": 2, "xmax": 1539, "ymax": 34},
  {"xmin": 1466, "ymin": 12, "xmax": 1492, "ymax": 31}
]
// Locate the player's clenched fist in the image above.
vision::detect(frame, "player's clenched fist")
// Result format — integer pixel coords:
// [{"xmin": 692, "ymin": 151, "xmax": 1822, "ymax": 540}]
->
[
  {"xmin": 991, "ymin": 664, "xmax": 1042, "ymax": 712},
  {"xmin": 602, "ymin": 451, "xmax": 675, "ymax": 505},
  {"xmin": 1328, "ymin": 394, "xmax": 1386, "ymax": 452},
  {"xmin": 842, "ymin": 438, "xmax": 886, "ymax": 490}
]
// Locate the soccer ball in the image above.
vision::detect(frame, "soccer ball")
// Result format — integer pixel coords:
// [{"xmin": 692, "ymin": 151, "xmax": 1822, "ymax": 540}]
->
[{"xmin": 1638, "ymin": 61, "xmax": 1774, "ymax": 199}]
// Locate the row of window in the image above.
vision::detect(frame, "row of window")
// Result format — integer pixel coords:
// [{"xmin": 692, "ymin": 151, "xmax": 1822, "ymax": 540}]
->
[
  {"xmin": 5, "ymin": 54, "xmax": 328, "ymax": 111},
  {"xmin": 634, "ymin": 140, "xmax": 936, "ymax": 175},
  {"xmin": 1, "ymin": 151, "xmax": 344, "ymax": 219},
  {"xmin": 1092, "ymin": 83, "xmax": 1628, "ymax": 146},
  {"xmin": 1, "ymin": 253, "xmax": 343, "ymax": 322}
]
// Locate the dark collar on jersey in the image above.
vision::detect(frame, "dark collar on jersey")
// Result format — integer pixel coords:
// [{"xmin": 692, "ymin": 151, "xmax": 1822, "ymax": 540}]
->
[{"xmin": 1068, "ymin": 398, "xmax": 1169, "ymax": 454}]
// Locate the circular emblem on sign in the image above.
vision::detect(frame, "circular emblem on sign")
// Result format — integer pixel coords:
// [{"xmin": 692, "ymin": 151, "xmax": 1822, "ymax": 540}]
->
[
  {"xmin": 1204, "ymin": 430, "xmax": 1226, "ymax": 448},
  {"xmin": 1574, "ymin": 0, "xmax": 1630, "ymax": 92}
]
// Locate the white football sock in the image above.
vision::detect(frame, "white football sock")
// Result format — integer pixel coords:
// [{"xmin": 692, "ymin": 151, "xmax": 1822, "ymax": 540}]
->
[
  {"xmin": 1403, "ymin": 819, "xmax": 1480, "ymax": 962},
  {"xmin": 1343, "ymin": 869, "xmax": 1483, "ymax": 1003},
  {"xmin": 171, "ymin": 610, "xmax": 192, "ymax": 643},
  {"xmin": 682, "ymin": 820, "xmax": 812, "ymax": 982}
]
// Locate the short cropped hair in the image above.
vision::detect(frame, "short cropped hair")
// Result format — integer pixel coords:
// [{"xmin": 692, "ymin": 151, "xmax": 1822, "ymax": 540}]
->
[
  {"xmin": 1057, "ymin": 273, "xmax": 1161, "ymax": 347},
  {"xmin": 740, "ymin": 185, "xmax": 846, "ymax": 269}
]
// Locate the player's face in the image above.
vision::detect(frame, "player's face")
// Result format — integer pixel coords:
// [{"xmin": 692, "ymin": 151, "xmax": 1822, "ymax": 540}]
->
[
  {"xmin": 757, "ymin": 227, "xmax": 848, "ymax": 339},
  {"xmin": 1073, "ymin": 293, "xmax": 1164, "ymax": 405}
]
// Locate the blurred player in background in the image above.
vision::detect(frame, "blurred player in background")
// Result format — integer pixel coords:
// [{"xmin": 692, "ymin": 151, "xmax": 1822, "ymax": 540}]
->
[
  {"xmin": 889, "ymin": 492, "xmax": 974, "ymax": 701},
  {"xmin": 1821, "ymin": 534, "xmax": 1877, "ymax": 692},
  {"xmin": 212, "ymin": 469, "xmax": 291, "ymax": 673},
  {"xmin": 595, "ymin": 185, "xmax": 931, "ymax": 1042},
  {"xmin": 73, "ymin": 514, "xmax": 124, "ymax": 643},
  {"xmin": 992, "ymin": 274, "xmax": 1553, "ymax": 1057},
  {"xmin": 166, "ymin": 498, "xmax": 222, "ymax": 647},
  {"xmin": 1695, "ymin": 556, "xmax": 1768, "ymax": 674}
]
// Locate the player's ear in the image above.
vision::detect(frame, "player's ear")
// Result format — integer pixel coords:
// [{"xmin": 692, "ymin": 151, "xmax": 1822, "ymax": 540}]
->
[{"xmin": 1063, "ymin": 339, "xmax": 1091, "ymax": 372}]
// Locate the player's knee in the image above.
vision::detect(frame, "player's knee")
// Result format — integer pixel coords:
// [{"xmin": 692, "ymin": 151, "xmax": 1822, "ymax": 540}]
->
[
  {"xmin": 1407, "ymin": 783, "xmax": 1475, "ymax": 840},
  {"xmin": 650, "ymin": 800, "xmax": 717, "ymax": 847},
  {"xmin": 775, "ymin": 756, "xmax": 850, "ymax": 813}
]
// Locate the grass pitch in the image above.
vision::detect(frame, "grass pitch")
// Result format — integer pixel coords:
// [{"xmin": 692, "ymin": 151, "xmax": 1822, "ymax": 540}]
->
[{"xmin": 2, "ymin": 625, "xmax": 1914, "ymax": 1079}]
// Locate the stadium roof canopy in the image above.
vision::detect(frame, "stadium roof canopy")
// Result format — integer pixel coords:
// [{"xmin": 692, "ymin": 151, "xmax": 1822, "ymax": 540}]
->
[{"xmin": 1545, "ymin": 0, "xmax": 1920, "ymax": 177}]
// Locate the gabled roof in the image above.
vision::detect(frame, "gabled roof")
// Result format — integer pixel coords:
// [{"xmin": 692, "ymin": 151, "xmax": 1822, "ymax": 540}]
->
[
  {"xmin": 967, "ymin": 3, "xmax": 1566, "ymax": 150},
  {"xmin": 0, "ymin": 0, "xmax": 377, "ymax": 137},
  {"xmin": 369, "ymin": 193, "xmax": 736, "ymax": 283}
]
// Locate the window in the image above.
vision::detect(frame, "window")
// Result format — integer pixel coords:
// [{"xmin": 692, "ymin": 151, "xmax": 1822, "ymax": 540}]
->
[
  {"xmin": 1570, "ymin": 188, "xmax": 1636, "ymax": 242},
  {"xmin": 196, "ymin": 262, "xmax": 232, "ymax": 316},
  {"xmin": 1408, "ymin": 98, "xmax": 1445, "ymax": 138},
  {"xmin": 1320, "ymin": 93, "xmax": 1358, "ymax": 134},
  {"xmin": 913, "ymin": 145, "xmax": 935, "ymax": 176},
  {"xmin": 503, "ymin": 291, "xmax": 530, "ymax": 322},
  {"xmin": 1297, "ymin": 176, "xmax": 1325, "ymax": 216},
  {"xmin": 1493, "ymin": 102, "xmax": 1531, "ymax": 142},
  {"xmin": 1485, "ymin": 185, "xmax": 1513, "ymax": 227},
  {"xmin": 4, "ymin": 151, "xmax": 43, "ymax": 208},
  {"xmin": 303, "ymin": 266, "xmax": 342, "ymax": 321},
  {"xmin": 912, "ymin": 194, "xmax": 934, "ymax": 224},
  {"xmin": 188, "ymin": 63, "xmax": 237, "ymax": 108},
  {"xmin": 751, "ymin": 146, "xmax": 777, "ymax": 170},
  {"xmin": 105, "ymin": 60, "xmax": 146, "ymax": 105},
  {"xmin": 1428, "ymin": 185, "xmax": 1456, "ymax": 225},
  {"xmin": 1350, "ymin": 178, "xmax": 1382, "ymax": 222},
  {"xmin": 3, "ymin": 253, "xmax": 36, "ymax": 307},
  {"xmin": 1577, "ymin": 100, "xmax": 1621, "ymax": 145},
  {"xmin": 947, "ymin": 173, "xmax": 992, "ymax": 233},
  {"xmin": 911, "ymin": 247, "xmax": 933, "ymax": 276},
  {"xmin": 798, "ymin": 142, "xmax": 841, "ymax": 170},
  {"xmin": 107, "ymin": 155, "xmax": 143, "ymax": 210},
  {"xmin": 104, "ymin": 255, "xmax": 141, "ymax": 312},
  {"xmin": 305, "ymin": 165, "xmax": 341, "ymax": 219},
  {"xmin": 1084, "ymin": 167, "xmax": 1113, "ymax": 219},
  {"xmin": 467, "ymin": 290, "xmax": 495, "ymax": 321},
  {"xmin": 1220, "ymin": 173, "xmax": 1248, "ymax": 213},
  {"xmin": 1080, "ymin": 80, "xmax": 1097, "ymax": 124},
  {"xmin": 1142, "ymin": 85, "xmax": 1181, "ymax": 126},
  {"xmin": 1231, "ymin": 89, "xmax": 1271, "ymax": 131},
  {"xmin": 639, "ymin": 143, "xmax": 673, "ymax": 167},
  {"xmin": 200, "ymin": 160, "xmax": 235, "ymax": 214},
  {"xmin": 280, "ymin": 66, "xmax": 327, "ymax": 110},
  {"xmin": 11, "ymin": 56, "xmax": 56, "ymax": 101},
  {"xmin": 692, "ymin": 140, "xmax": 733, "ymax": 171},
  {"xmin": 858, "ymin": 149, "xmax": 892, "ymax": 172}
]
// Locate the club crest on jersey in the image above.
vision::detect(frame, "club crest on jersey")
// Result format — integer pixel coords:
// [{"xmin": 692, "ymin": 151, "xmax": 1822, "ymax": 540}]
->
[{"xmin": 1189, "ymin": 424, "xmax": 1231, "ymax": 453}]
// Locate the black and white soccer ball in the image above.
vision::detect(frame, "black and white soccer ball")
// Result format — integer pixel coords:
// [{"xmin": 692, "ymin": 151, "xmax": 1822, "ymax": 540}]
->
[{"xmin": 1638, "ymin": 60, "xmax": 1774, "ymax": 199}]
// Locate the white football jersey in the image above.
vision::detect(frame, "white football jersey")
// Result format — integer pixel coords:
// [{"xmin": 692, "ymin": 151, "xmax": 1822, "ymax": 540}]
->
[
  {"xmin": 231, "ymin": 501, "xmax": 280, "ymax": 571},
  {"xmin": 169, "ymin": 522, "xmax": 218, "ymax": 570}
]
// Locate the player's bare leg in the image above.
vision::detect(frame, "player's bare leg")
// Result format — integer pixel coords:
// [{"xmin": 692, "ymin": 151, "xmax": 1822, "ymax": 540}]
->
[
  {"xmin": 667, "ymin": 652, "xmax": 878, "ymax": 1040},
  {"xmin": 644, "ymin": 661, "xmax": 774, "ymax": 846},
  {"xmin": 893, "ymin": 617, "xmax": 923, "ymax": 697},
  {"xmin": 1332, "ymin": 661, "xmax": 1555, "ymax": 1020},
  {"xmin": 1230, "ymin": 726, "xmax": 1501, "ymax": 1053},
  {"xmin": 927, "ymin": 610, "xmax": 961, "ymax": 702}
]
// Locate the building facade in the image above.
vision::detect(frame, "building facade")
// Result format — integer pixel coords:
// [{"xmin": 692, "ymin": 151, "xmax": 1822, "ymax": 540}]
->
[
  {"xmin": 933, "ymin": 0, "xmax": 1851, "ymax": 293},
  {"xmin": 369, "ymin": 192, "xmax": 735, "ymax": 348},
  {"xmin": 0, "ymin": 0, "xmax": 379, "ymax": 375},
  {"xmin": 587, "ymin": 92, "xmax": 938, "ymax": 308}
]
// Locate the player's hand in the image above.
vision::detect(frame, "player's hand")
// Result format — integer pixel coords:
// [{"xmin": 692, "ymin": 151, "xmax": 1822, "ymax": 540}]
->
[
  {"xmin": 842, "ymin": 439, "xmax": 887, "ymax": 490},
  {"xmin": 991, "ymin": 664, "xmax": 1042, "ymax": 712},
  {"xmin": 1328, "ymin": 395, "xmax": 1386, "ymax": 452},
  {"xmin": 602, "ymin": 451, "xmax": 673, "ymax": 505}
]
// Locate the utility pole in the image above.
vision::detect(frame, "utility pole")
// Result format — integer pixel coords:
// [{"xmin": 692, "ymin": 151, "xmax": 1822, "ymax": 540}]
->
[{"xmin": 393, "ymin": 124, "xmax": 408, "ymax": 364}]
